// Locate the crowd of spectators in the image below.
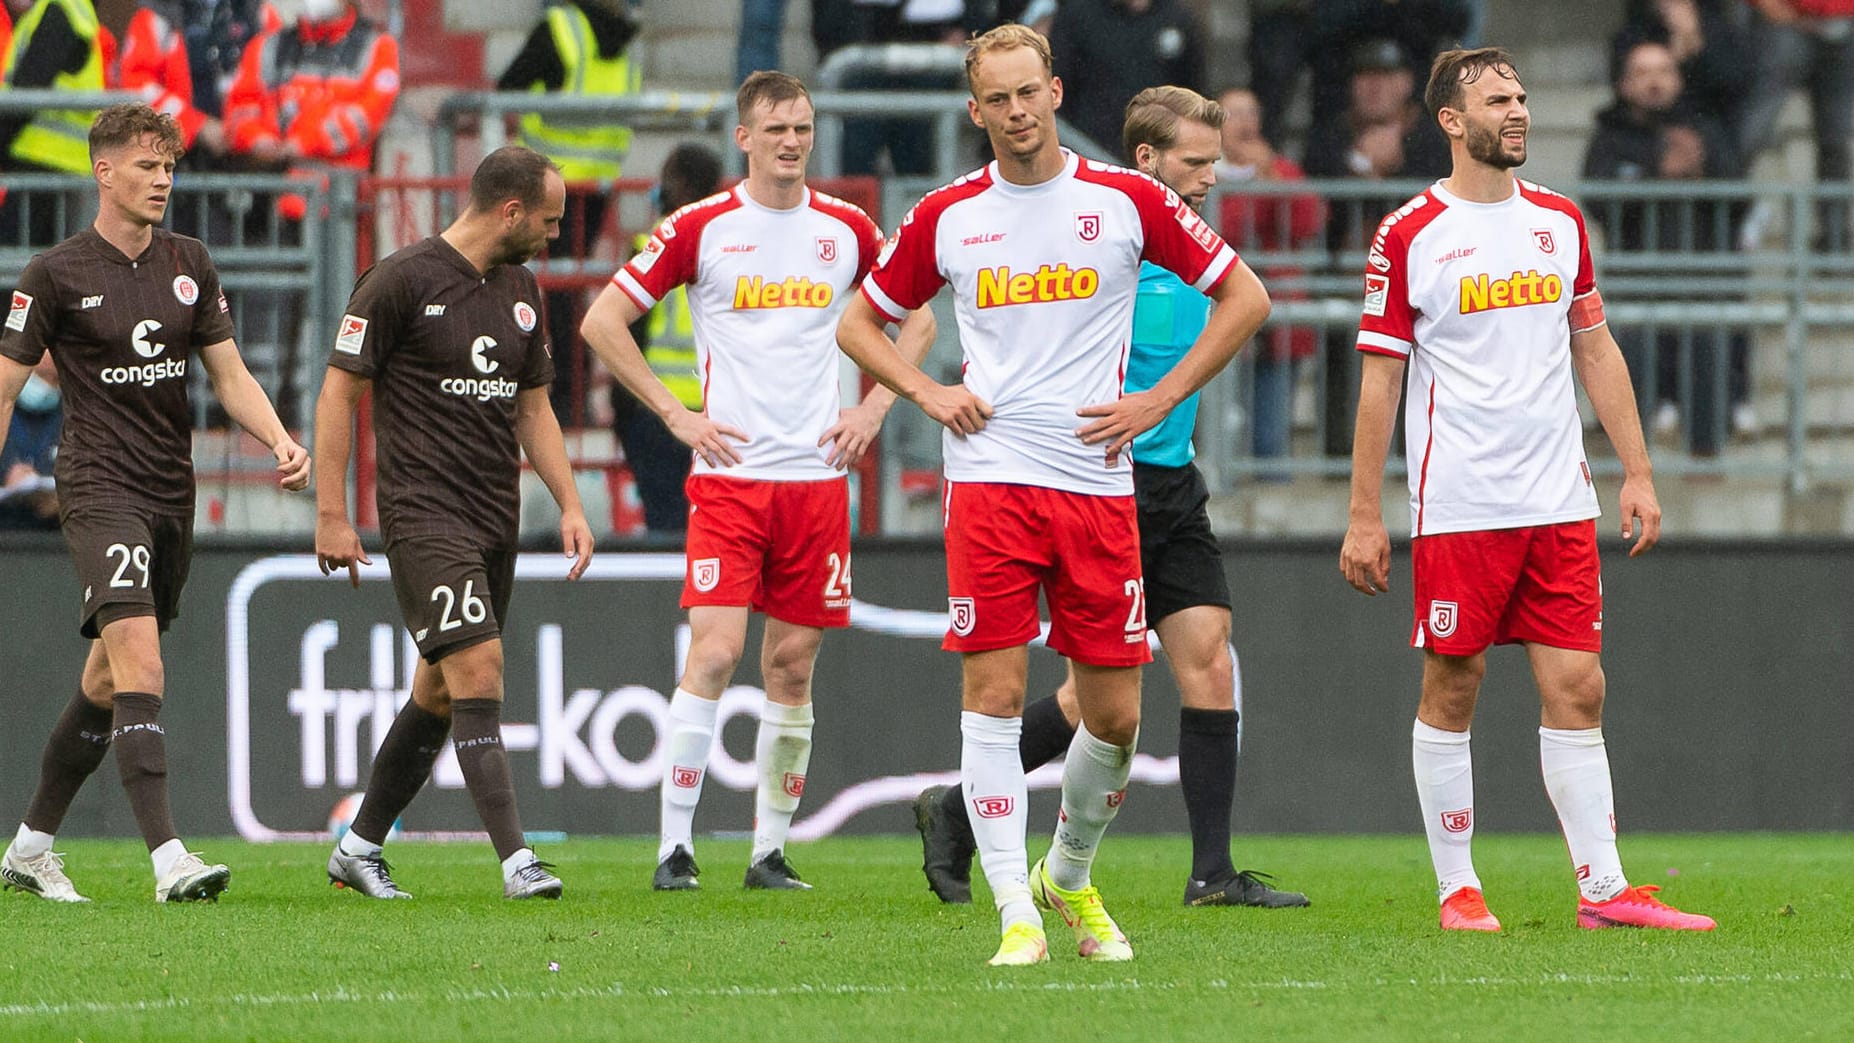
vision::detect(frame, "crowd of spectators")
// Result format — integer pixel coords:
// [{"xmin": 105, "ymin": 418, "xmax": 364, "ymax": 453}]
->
[{"xmin": 6, "ymin": 0, "xmax": 1852, "ymax": 483}]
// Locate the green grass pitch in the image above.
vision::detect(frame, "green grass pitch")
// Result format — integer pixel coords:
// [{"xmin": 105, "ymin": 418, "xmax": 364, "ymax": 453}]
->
[{"xmin": 2, "ymin": 833, "xmax": 1849, "ymax": 1041}]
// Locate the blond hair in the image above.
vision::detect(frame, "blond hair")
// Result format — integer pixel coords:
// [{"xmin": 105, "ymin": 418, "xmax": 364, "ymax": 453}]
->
[
  {"xmin": 1122, "ymin": 85, "xmax": 1224, "ymax": 164},
  {"xmin": 963, "ymin": 23, "xmax": 1053, "ymax": 94}
]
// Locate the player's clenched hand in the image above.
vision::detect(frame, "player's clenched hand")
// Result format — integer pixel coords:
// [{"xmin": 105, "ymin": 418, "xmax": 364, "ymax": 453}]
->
[
  {"xmin": 560, "ymin": 509, "xmax": 594, "ymax": 580},
  {"xmin": 316, "ymin": 517, "xmax": 371, "ymax": 589},
  {"xmin": 665, "ymin": 407, "xmax": 749, "ymax": 468},
  {"xmin": 1340, "ymin": 518, "xmax": 1392, "ymax": 595},
  {"xmin": 820, "ymin": 403, "xmax": 884, "ymax": 470},
  {"xmin": 1619, "ymin": 474, "xmax": 1661, "ymax": 557},
  {"xmin": 1077, "ymin": 390, "xmax": 1168, "ymax": 468},
  {"xmin": 917, "ymin": 382, "xmax": 992, "ymax": 437},
  {"xmin": 273, "ymin": 438, "xmax": 311, "ymax": 491}
]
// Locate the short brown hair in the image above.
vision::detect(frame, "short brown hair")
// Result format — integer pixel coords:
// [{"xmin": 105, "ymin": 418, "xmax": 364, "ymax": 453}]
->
[
  {"xmin": 1122, "ymin": 85, "xmax": 1224, "ymax": 165},
  {"xmin": 89, "ymin": 103, "xmax": 184, "ymax": 162},
  {"xmin": 469, "ymin": 145, "xmax": 558, "ymax": 211},
  {"xmin": 736, "ymin": 70, "xmax": 811, "ymax": 126},
  {"xmin": 963, "ymin": 23, "xmax": 1053, "ymax": 94},
  {"xmin": 1424, "ymin": 47, "xmax": 1520, "ymax": 119}
]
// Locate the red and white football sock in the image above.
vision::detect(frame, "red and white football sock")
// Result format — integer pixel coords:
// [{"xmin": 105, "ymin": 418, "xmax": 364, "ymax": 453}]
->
[
  {"xmin": 1413, "ymin": 719, "xmax": 1482, "ymax": 901},
  {"xmin": 658, "ymin": 687, "xmax": 718, "ymax": 864},
  {"xmin": 961, "ymin": 710, "xmax": 1036, "ymax": 929},
  {"xmin": 1045, "ymin": 722, "xmax": 1136, "ymax": 892},
  {"xmin": 750, "ymin": 699, "xmax": 813, "ymax": 863},
  {"xmin": 1540, "ymin": 726, "xmax": 1627, "ymax": 902}
]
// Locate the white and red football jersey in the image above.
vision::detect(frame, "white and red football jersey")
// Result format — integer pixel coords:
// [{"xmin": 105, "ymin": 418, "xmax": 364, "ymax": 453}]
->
[
  {"xmin": 1356, "ymin": 179, "xmax": 1603, "ymax": 537},
  {"xmin": 613, "ymin": 184, "xmax": 883, "ymax": 481},
  {"xmin": 862, "ymin": 150, "xmax": 1237, "ymax": 495}
]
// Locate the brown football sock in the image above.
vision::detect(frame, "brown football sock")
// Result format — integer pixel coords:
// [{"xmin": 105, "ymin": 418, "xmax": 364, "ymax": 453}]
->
[
  {"xmin": 351, "ymin": 699, "xmax": 452, "ymax": 846},
  {"xmin": 450, "ymin": 698, "xmax": 525, "ymax": 860},
  {"xmin": 22, "ymin": 690, "xmax": 115, "ymax": 835},
  {"xmin": 111, "ymin": 692, "xmax": 178, "ymax": 851}
]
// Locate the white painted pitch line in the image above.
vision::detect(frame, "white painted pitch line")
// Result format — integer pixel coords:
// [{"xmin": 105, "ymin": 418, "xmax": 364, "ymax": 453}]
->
[{"xmin": 3, "ymin": 971, "xmax": 1849, "ymax": 1019}]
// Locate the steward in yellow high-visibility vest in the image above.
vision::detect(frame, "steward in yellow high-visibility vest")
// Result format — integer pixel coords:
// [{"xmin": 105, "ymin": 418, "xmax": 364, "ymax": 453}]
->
[
  {"xmin": 632, "ymin": 232, "xmax": 703, "ymax": 409},
  {"xmin": 2, "ymin": 0, "xmax": 106, "ymax": 174},
  {"xmin": 498, "ymin": 0, "xmax": 641, "ymax": 182}
]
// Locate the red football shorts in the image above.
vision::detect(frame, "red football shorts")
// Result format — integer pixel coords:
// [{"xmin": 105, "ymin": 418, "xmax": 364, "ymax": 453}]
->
[
  {"xmin": 1410, "ymin": 519, "xmax": 1603, "ymax": 655},
  {"xmin": 942, "ymin": 481, "xmax": 1152, "ymax": 668},
  {"xmin": 681, "ymin": 475, "xmax": 852, "ymax": 628}
]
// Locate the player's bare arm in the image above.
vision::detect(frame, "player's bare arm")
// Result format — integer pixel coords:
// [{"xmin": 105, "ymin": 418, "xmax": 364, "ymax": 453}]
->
[
  {"xmin": 514, "ymin": 386, "xmax": 594, "ymax": 580},
  {"xmin": 580, "ymin": 284, "xmax": 749, "ymax": 467},
  {"xmin": 1341, "ymin": 353, "xmax": 1406, "ymax": 595},
  {"xmin": 0, "ymin": 355, "xmax": 31, "ymax": 458},
  {"xmin": 1571, "ymin": 322, "xmax": 1661, "ymax": 556},
  {"xmin": 820, "ymin": 305, "xmax": 937, "ymax": 469},
  {"xmin": 838, "ymin": 293, "xmax": 992, "ymax": 436},
  {"xmin": 197, "ymin": 338, "xmax": 311, "ymax": 491},
  {"xmin": 311, "ymin": 365, "xmax": 373, "ymax": 587},
  {"xmin": 1077, "ymin": 259, "xmax": 1271, "ymax": 466}
]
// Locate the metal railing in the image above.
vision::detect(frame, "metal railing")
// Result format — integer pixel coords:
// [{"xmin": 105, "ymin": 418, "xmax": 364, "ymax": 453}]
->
[
  {"xmin": 7, "ymin": 166, "xmax": 1854, "ymax": 529},
  {"xmin": 432, "ymin": 87, "xmax": 1119, "ymax": 185}
]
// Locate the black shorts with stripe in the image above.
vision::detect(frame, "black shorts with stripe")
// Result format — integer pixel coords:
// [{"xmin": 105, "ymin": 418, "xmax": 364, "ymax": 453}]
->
[
  {"xmin": 386, "ymin": 537, "xmax": 517, "ymax": 663},
  {"xmin": 61, "ymin": 505, "xmax": 194, "ymax": 638},
  {"xmin": 1133, "ymin": 462, "xmax": 1231, "ymax": 625}
]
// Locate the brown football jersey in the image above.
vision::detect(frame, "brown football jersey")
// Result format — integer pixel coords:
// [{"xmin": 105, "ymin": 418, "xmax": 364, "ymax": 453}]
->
[
  {"xmin": 328, "ymin": 235, "xmax": 553, "ymax": 548},
  {"xmin": 1, "ymin": 228, "xmax": 235, "ymax": 514}
]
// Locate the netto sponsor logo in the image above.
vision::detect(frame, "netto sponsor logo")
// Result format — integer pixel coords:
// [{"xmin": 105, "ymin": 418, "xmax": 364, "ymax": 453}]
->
[
  {"xmin": 1458, "ymin": 269, "xmax": 1563, "ymax": 315},
  {"xmin": 732, "ymin": 275, "xmax": 834, "ymax": 309},
  {"xmin": 976, "ymin": 264, "xmax": 1099, "ymax": 309}
]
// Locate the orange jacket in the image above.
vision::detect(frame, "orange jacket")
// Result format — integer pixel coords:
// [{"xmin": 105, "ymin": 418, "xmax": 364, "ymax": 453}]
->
[
  {"xmin": 222, "ymin": 5, "xmax": 398, "ymax": 169},
  {"xmin": 1, "ymin": 8, "xmax": 13, "ymax": 82},
  {"xmin": 117, "ymin": 7, "xmax": 204, "ymax": 144}
]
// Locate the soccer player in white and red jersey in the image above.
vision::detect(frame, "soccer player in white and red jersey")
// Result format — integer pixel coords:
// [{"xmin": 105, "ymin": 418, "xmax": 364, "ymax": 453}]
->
[
  {"xmin": 1340, "ymin": 48, "xmax": 1714, "ymax": 933},
  {"xmin": 837, "ymin": 25, "xmax": 1273, "ymax": 966},
  {"xmin": 580, "ymin": 70, "xmax": 935, "ymax": 893}
]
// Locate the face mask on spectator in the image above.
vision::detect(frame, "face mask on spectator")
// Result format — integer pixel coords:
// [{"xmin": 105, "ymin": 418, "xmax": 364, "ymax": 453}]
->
[{"xmin": 17, "ymin": 374, "xmax": 61, "ymax": 413}]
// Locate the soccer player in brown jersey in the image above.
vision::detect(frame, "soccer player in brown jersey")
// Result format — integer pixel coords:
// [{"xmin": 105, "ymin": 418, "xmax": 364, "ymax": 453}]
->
[
  {"xmin": 0, "ymin": 104, "xmax": 311, "ymax": 904},
  {"xmin": 313, "ymin": 146, "xmax": 594, "ymax": 900}
]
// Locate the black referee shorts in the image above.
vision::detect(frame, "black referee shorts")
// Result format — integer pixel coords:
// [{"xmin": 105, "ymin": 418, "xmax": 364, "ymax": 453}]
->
[{"xmin": 1133, "ymin": 462, "xmax": 1231, "ymax": 626}]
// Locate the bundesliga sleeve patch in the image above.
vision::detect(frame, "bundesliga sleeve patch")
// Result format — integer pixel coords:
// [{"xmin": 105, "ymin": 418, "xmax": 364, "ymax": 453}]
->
[
  {"xmin": 5, "ymin": 291, "xmax": 30, "ymax": 332},
  {"xmin": 631, "ymin": 236, "xmax": 665, "ymax": 275},
  {"xmin": 335, "ymin": 314, "xmax": 368, "ymax": 355},
  {"xmin": 1363, "ymin": 274, "xmax": 1389, "ymax": 317}
]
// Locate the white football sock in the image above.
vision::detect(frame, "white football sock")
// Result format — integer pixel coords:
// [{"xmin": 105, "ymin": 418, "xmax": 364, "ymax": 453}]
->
[
  {"xmin": 151, "ymin": 838, "xmax": 187, "ymax": 880},
  {"xmin": 500, "ymin": 846, "xmax": 536, "ymax": 882},
  {"xmin": 12, "ymin": 823, "xmax": 53, "ymax": 859},
  {"xmin": 338, "ymin": 829, "xmax": 383, "ymax": 859},
  {"xmin": 961, "ymin": 711, "xmax": 1036, "ymax": 930},
  {"xmin": 658, "ymin": 688, "xmax": 719, "ymax": 864},
  {"xmin": 1412, "ymin": 720, "xmax": 1481, "ymax": 901},
  {"xmin": 1045, "ymin": 723, "xmax": 1136, "ymax": 893},
  {"xmin": 1540, "ymin": 726, "xmax": 1628, "ymax": 902},
  {"xmin": 751, "ymin": 699, "xmax": 814, "ymax": 862}
]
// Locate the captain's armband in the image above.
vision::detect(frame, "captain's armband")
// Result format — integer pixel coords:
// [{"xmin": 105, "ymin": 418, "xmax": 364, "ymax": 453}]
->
[{"xmin": 1569, "ymin": 290, "xmax": 1606, "ymax": 334}]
